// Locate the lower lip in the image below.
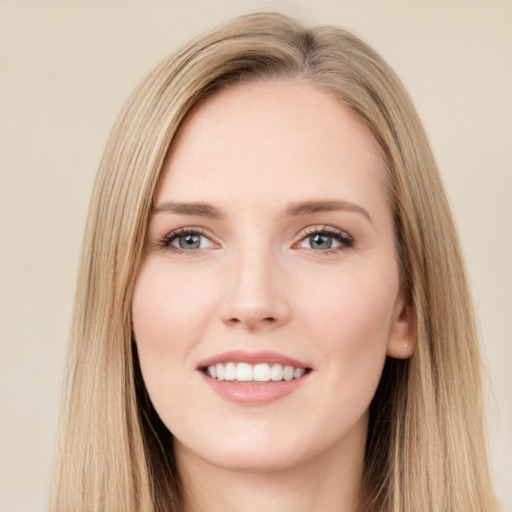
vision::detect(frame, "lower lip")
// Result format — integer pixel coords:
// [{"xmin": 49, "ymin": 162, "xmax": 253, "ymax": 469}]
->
[{"xmin": 200, "ymin": 372, "xmax": 309, "ymax": 404}]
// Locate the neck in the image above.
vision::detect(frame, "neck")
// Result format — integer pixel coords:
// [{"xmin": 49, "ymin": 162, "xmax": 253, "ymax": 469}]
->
[{"xmin": 175, "ymin": 421, "xmax": 367, "ymax": 512}]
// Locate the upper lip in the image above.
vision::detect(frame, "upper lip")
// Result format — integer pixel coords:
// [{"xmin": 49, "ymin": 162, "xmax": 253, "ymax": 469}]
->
[{"xmin": 197, "ymin": 350, "xmax": 311, "ymax": 370}]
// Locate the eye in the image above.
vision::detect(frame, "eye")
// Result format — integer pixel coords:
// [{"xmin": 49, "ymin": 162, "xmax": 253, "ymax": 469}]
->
[
  {"xmin": 160, "ymin": 228, "xmax": 214, "ymax": 252},
  {"xmin": 297, "ymin": 227, "xmax": 354, "ymax": 252}
]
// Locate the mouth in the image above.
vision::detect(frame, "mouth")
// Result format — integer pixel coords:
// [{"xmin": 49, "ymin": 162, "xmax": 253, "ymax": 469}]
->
[
  {"xmin": 202, "ymin": 362, "xmax": 309, "ymax": 382},
  {"xmin": 197, "ymin": 350, "xmax": 312, "ymax": 403}
]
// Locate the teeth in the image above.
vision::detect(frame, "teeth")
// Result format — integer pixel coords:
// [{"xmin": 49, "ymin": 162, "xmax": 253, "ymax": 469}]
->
[
  {"xmin": 284, "ymin": 365, "xmax": 294, "ymax": 381},
  {"xmin": 253, "ymin": 363, "xmax": 271, "ymax": 381},
  {"xmin": 207, "ymin": 365, "xmax": 217, "ymax": 378},
  {"xmin": 205, "ymin": 362, "xmax": 307, "ymax": 382},
  {"xmin": 224, "ymin": 362, "xmax": 236, "ymax": 381},
  {"xmin": 270, "ymin": 364, "xmax": 283, "ymax": 381},
  {"xmin": 293, "ymin": 368, "xmax": 305, "ymax": 379},
  {"xmin": 215, "ymin": 363, "xmax": 225, "ymax": 380},
  {"xmin": 236, "ymin": 362, "xmax": 252, "ymax": 381}
]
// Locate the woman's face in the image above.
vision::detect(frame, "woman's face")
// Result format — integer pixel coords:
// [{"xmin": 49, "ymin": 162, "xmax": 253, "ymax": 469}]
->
[{"xmin": 132, "ymin": 80, "xmax": 414, "ymax": 474}]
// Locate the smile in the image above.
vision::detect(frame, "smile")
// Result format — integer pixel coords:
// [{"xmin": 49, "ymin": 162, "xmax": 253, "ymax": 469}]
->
[
  {"xmin": 205, "ymin": 362, "xmax": 307, "ymax": 382},
  {"xmin": 198, "ymin": 350, "xmax": 312, "ymax": 403}
]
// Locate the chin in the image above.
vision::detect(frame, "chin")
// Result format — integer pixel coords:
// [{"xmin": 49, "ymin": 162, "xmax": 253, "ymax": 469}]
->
[
  {"xmin": 174, "ymin": 428, "xmax": 311, "ymax": 474},
  {"xmin": 213, "ymin": 454, "xmax": 295, "ymax": 474}
]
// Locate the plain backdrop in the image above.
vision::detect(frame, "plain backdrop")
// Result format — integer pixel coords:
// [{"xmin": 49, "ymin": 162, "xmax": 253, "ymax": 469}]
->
[{"xmin": 1, "ymin": 1, "xmax": 511, "ymax": 511}]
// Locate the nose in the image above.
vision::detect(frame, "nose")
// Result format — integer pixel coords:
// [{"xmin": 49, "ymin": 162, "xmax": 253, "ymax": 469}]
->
[{"xmin": 219, "ymin": 247, "xmax": 291, "ymax": 331}]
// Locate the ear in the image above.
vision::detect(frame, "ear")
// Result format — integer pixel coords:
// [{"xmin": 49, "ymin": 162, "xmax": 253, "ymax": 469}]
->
[{"xmin": 386, "ymin": 291, "xmax": 416, "ymax": 359}]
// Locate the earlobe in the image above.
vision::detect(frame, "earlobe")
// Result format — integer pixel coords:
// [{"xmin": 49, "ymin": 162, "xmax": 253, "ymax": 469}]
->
[{"xmin": 386, "ymin": 294, "xmax": 416, "ymax": 359}]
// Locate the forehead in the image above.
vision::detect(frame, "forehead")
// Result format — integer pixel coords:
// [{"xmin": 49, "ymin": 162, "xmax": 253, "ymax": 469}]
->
[{"xmin": 156, "ymin": 79, "xmax": 387, "ymax": 209}]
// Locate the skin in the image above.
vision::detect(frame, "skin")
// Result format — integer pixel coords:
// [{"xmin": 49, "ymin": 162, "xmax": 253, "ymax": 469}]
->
[{"xmin": 132, "ymin": 79, "xmax": 415, "ymax": 512}]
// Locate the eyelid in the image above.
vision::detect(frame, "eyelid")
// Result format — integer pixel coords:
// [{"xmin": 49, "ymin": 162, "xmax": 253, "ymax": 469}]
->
[
  {"xmin": 158, "ymin": 226, "xmax": 219, "ymax": 253},
  {"xmin": 296, "ymin": 225, "xmax": 354, "ymax": 240},
  {"xmin": 293, "ymin": 225, "xmax": 355, "ymax": 252}
]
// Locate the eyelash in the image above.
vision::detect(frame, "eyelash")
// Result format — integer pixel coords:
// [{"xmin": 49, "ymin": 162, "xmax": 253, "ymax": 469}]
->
[
  {"xmin": 158, "ymin": 226, "xmax": 355, "ymax": 255},
  {"xmin": 159, "ymin": 227, "xmax": 213, "ymax": 255},
  {"xmin": 297, "ymin": 226, "xmax": 355, "ymax": 254}
]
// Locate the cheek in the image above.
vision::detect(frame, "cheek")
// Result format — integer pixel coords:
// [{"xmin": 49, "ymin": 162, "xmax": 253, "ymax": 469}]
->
[
  {"xmin": 131, "ymin": 262, "xmax": 213, "ymax": 406},
  {"xmin": 298, "ymin": 268, "xmax": 397, "ymax": 398},
  {"xmin": 300, "ymin": 267, "xmax": 397, "ymax": 344},
  {"xmin": 131, "ymin": 264, "xmax": 210, "ymax": 434},
  {"xmin": 132, "ymin": 262, "xmax": 212, "ymax": 352}
]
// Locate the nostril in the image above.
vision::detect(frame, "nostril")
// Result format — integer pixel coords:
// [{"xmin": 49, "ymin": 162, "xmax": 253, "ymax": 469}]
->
[{"xmin": 226, "ymin": 315, "xmax": 278, "ymax": 328}]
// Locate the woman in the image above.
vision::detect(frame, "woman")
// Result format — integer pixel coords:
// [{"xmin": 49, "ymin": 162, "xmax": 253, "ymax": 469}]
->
[{"xmin": 50, "ymin": 12, "xmax": 499, "ymax": 512}]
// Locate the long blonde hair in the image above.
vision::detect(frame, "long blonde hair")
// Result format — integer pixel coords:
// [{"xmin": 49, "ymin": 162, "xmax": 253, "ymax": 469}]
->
[{"xmin": 50, "ymin": 12, "xmax": 499, "ymax": 512}]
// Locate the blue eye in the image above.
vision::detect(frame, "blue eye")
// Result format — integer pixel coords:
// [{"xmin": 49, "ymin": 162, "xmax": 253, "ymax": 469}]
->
[
  {"xmin": 311, "ymin": 233, "xmax": 336, "ymax": 250},
  {"xmin": 161, "ymin": 229, "xmax": 213, "ymax": 251},
  {"xmin": 298, "ymin": 228, "xmax": 354, "ymax": 252}
]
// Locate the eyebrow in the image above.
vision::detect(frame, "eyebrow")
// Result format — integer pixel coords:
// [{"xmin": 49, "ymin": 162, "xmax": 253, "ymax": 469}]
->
[
  {"xmin": 285, "ymin": 200, "xmax": 373, "ymax": 224},
  {"xmin": 152, "ymin": 200, "xmax": 226, "ymax": 218},
  {"xmin": 152, "ymin": 198, "xmax": 372, "ymax": 223}
]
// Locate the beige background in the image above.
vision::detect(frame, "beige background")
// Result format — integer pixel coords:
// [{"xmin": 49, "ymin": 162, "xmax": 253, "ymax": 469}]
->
[{"xmin": 1, "ymin": 1, "xmax": 510, "ymax": 510}]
